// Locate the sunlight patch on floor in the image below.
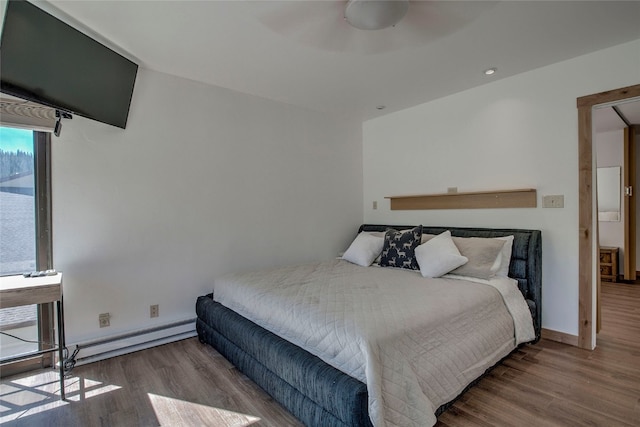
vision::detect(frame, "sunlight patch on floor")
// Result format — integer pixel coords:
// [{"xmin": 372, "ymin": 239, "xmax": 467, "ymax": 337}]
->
[
  {"xmin": 0, "ymin": 373, "xmax": 67, "ymax": 424},
  {"xmin": 0, "ymin": 373, "xmax": 122, "ymax": 423},
  {"xmin": 148, "ymin": 393, "xmax": 261, "ymax": 426},
  {"xmin": 65, "ymin": 377, "xmax": 122, "ymax": 401}
]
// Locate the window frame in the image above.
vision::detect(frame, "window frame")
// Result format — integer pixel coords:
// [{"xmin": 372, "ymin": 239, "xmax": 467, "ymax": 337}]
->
[{"xmin": 34, "ymin": 131, "xmax": 53, "ymax": 271}]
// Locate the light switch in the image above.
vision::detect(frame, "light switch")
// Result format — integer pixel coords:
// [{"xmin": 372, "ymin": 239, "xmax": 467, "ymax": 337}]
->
[{"xmin": 542, "ymin": 195, "xmax": 564, "ymax": 208}]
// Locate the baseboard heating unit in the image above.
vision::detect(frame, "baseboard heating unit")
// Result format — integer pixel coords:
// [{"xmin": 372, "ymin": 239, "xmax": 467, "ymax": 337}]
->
[{"xmin": 68, "ymin": 318, "xmax": 196, "ymax": 367}]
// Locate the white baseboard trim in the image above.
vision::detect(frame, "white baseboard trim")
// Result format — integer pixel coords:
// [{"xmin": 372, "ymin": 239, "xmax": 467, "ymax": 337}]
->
[{"xmin": 69, "ymin": 318, "xmax": 196, "ymax": 366}]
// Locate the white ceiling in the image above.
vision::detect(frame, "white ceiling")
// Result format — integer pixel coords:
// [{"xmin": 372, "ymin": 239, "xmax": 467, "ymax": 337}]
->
[{"xmin": 33, "ymin": 1, "xmax": 640, "ymax": 121}]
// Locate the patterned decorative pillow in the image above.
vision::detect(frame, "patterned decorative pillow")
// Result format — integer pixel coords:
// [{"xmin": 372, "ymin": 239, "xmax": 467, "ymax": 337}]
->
[{"xmin": 379, "ymin": 225, "xmax": 423, "ymax": 270}]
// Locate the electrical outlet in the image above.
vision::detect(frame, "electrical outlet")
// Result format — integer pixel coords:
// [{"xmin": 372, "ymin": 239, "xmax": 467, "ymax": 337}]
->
[
  {"xmin": 99, "ymin": 313, "xmax": 110, "ymax": 328},
  {"xmin": 447, "ymin": 187, "xmax": 458, "ymax": 194},
  {"xmin": 372, "ymin": 201, "xmax": 378, "ymax": 210},
  {"xmin": 150, "ymin": 304, "xmax": 159, "ymax": 318}
]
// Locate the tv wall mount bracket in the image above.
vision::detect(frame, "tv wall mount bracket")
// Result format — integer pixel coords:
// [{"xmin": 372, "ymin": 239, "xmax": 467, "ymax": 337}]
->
[{"xmin": 54, "ymin": 109, "xmax": 73, "ymax": 137}]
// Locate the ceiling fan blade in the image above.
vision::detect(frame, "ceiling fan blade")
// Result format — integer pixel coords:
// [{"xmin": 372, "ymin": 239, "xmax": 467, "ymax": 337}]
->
[
  {"xmin": 402, "ymin": 1, "xmax": 499, "ymax": 45},
  {"xmin": 258, "ymin": 1, "xmax": 355, "ymax": 52}
]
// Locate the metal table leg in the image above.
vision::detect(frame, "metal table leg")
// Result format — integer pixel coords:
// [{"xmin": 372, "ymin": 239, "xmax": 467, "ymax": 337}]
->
[{"xmin": 57, "ymin": 298, "xmax": 65, "ymax": 400}]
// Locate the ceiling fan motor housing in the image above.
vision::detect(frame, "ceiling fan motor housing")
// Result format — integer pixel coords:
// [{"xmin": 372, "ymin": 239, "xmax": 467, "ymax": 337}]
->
[{"xmin": 344, "ymin": 0, "xmax": 410, "ymax": 31}]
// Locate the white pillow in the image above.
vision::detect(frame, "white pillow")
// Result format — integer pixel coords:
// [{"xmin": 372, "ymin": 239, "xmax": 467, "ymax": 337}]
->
[
  {"xmin": 421, "ymin": 233, "xmax": 436, "ymax": 244},
  {"xmin": 450, "ymin": 236, "xmax": 504, "ymax": 280},
  {"xmin": 415, "ymin": 231, "xmax": 468, "ymax": 278},
  {"xmin": 342, "ymin": 232, "xmax": 384, "ymax": 267},
  {"xmin": 451, "ymin": 235, "xmax": 514, "ymax": 278},
  {"xmin": 495, "ymin": 235, "xmax": 514, "ymax": 277}
]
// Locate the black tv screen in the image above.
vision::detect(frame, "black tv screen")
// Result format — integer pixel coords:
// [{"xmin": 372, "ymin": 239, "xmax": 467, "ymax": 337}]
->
[{"xmin": 0, "ymin": 0, "xmax": 138, "ymax": 129}]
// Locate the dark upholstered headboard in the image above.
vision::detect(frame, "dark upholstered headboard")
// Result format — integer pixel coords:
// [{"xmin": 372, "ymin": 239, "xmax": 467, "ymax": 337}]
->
[{"xmin": 358, "ymin": 224, "xmax": 542, "ymax": 342}]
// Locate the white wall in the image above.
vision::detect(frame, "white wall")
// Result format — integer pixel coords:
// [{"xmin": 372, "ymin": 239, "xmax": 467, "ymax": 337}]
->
[
  {"xmin": 596, "ymin": 130, "xmax": 624, "ymax": 273},
  {"xmin": 53, "ymin": 68, "xmax": 363, "ymax": 345},
  {"xmin": 363, "ymin": 39, "xmax": 640, "ymax": 337}
]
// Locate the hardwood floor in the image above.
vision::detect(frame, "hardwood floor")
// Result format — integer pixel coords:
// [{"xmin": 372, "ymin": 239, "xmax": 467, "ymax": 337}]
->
[
  {"xmin": 1, "ymin": 281, "xmax": 638, "ymax": 426},
  {"xmin": 437, "ymin": 280, "xmax": 640, "ymax": 427},
  {"xmin": 0, "ymin": 338, "xmax": 303, "ymax": 427}
]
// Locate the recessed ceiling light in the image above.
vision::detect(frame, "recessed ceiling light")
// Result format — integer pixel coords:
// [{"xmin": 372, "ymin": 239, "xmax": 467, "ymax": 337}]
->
[
  {"xmin": 484, "ymin": 67, "xmax": 497, "ymax": 76},
  {"xmin": 376, "ymin": 105, "xmax": 386, "ymax": 110}
]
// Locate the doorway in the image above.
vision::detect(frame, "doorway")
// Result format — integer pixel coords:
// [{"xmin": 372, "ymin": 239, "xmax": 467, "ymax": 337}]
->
[
  {"xmin": 577, "ymin": 84, "xmax": 640, "ymax": 350},
  {"xmin": 594, "ymin": 103, "xmax": 640, "ymax": 280}
]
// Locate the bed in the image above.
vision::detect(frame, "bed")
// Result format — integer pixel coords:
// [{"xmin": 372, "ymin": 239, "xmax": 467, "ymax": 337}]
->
[{"xmin": 196, "ymin": 224, "xmax": 541, "ymax": 427}]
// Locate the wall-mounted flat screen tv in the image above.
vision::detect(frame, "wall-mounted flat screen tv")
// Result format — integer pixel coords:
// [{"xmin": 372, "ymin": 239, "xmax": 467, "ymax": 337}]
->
[{"xmin": 0, "ymin": 0, "xmax": 138, "ymax": 129}]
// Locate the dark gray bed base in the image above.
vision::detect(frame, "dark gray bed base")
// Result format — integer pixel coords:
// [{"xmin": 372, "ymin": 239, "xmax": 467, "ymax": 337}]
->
[
  {"xmin": 196, "ymin": 225, "xmax": 542, "ymax": 427},
  {"xmin": 196, "ymin": 296, "xmax": 372, "ymax": 427}
]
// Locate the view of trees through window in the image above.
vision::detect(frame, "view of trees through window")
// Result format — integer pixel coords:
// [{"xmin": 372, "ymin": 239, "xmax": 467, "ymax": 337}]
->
[{"xmin": 0, "ymin": 147, "xmax": 34, "ymax": 180}]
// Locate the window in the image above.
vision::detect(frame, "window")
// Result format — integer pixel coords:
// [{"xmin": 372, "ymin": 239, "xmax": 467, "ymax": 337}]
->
[
  {"xmin": 0, "ymin": 126, "xmax": 53, "ymax": 375},
  {"xmin": 1, "ymin": 127, "xmax": 36, "ymax": 274}
]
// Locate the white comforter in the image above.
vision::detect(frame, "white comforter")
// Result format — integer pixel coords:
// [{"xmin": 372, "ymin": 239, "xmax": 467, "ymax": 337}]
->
[{"xmin": 213, "ymin": 259, "xmax": 535, "ymax": 427}]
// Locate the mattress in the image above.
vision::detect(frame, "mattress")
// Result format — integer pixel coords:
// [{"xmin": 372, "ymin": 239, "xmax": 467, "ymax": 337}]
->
[{"xmin": 213, "ymin": 258, "xmax": 535, "ymax": 427}]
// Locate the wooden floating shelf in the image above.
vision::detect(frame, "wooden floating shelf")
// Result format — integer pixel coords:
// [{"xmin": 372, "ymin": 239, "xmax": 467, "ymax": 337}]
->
[{"xmin": 385, "ymin": 188, "xmax": 537, "ymax": 210}]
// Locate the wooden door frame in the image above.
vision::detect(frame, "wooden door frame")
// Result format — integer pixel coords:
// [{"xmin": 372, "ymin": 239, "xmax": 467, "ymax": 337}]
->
[
  {"xmin": 577, "ymin": 84, "xmax": 640, "ymax": 349},
  {"xmin": 623, "ymin": 126, "xmax": 637, "ymax": 281}
]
